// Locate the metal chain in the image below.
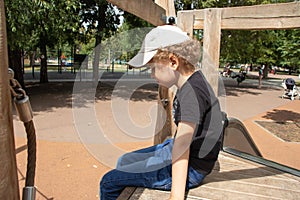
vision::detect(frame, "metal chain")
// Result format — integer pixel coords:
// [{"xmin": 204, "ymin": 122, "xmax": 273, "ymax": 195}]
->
[{"xmin": 8, "ymin": 68, "xmax": 26, "ymax": 100}]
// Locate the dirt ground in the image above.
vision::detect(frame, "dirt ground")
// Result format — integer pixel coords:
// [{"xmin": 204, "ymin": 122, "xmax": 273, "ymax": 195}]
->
[
  {"xmin": 14, "ymin": 81, "xmax": 158, "ymax": 200},
  {"xmin": 256, "ymin": 121, "xmax": 300, "ymax": 142},
  {"xmin": 12, "ymin": 74, "xmax": 300, "ymax": 200}
]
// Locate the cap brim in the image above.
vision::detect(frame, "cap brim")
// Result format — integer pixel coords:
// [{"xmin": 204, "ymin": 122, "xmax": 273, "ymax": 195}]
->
[{"xmin": 127, "ymin": 50, "xmax": 157, "ymax": 68}]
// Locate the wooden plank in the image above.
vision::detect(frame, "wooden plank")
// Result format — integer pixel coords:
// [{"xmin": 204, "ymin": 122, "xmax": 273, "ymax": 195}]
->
[
  {"xmin": 107, "ymin": 0, "xmax": 166, "ymax": 26},
  {"xmin": 128, "ymin": 152, "xmax": 300, "ymax": 200},
  {"xmin": 154, "ymin": 86, "xmax": 174, "ymax": 144},
  {"xmin": 201, "ymin": 8, "xmax": 221, "ymax": 95},
  {"xmin": 221, "ymin": 2, "xmax": 300, "ymax": 19},
  {"xmin": 194, "ymin": 16, "xmax": 300, "ymax": 30},
  {"xmin": 220, "ymin": 17, "xmax": 300, "ymax": 30},
  {"xmin": 189, "ymin": 2, "xmax": 300, "ymax": 19},
  {"xmin": 180, "ymin": 2, "xmax": 300, "ymax": 30},
  {"xmin": 117, "ymin": 187, "xmax": 136, "ymax": 200}
]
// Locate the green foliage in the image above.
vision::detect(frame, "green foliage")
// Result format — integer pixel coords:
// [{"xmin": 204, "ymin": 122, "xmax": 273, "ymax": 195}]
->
[
  {"xmin": 5, "ymin": 0, "xmax": 81, "ymax": 50},
  {"xmin": 113, "ymin": 12, "xmax": 153, "ymax": 61},
  {"xmin": 5, "ymin": 0, "xmax": 81, "ymax": 83},
  {"xmin": 79, "ymin": 0, "xmax": 121, "ymax": 42},
  {"xmin": 101, "ymin": 27, "xmax": 153, "ymax": 62},
  {"xmin": 121, "ymin": 12, "xmax": 152, "ymax": 30},
  {"xmin": 277, "ymin": 29, "xmax": 300, "ymax": 68},
  {"xmin": 220, "ymin": 28, "xmax": 300, "ymax": 71}
]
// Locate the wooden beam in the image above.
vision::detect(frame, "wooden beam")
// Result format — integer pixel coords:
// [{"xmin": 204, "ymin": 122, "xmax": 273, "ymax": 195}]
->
[
  {"xmin": 155, "ymin": 0, "xmax": 176, "ymax": 17},
  {"xmin": 220, "ymin": 17, "xmax": 300, "ymax": 30},
  {"xmin": 107, "ymin": 0, "xmax": 166, "ymax": 26},
  {"xmin": 0, "ymin": 0, "xmax": 20, "ymax": 199},
  {"xmin": 179, "ymin": 2, "xmax": 300, "ymax": 30}
]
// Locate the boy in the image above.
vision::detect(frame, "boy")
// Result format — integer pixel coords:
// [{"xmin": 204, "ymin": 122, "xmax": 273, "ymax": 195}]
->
[{"xmin": 100, "ymin": 25, "xmax": 223, "ymax": 200}]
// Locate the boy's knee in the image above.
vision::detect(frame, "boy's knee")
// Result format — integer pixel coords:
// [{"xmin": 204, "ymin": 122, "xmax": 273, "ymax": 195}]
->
[
  {"xmin": 100, "ymin": 171, "xmax": 111, "ymax": 190},
  {"xmin": 100, "ymin": 169, "xmax": 118, "ymax": 188}
]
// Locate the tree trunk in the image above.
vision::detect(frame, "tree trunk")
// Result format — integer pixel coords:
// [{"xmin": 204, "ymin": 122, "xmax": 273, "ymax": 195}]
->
[
  {"xmin": 8, "ymin": 47, "xmax": 25, "ymax": 88},
  {"xmin": 39, "ymin": 42, "xmax": 48, "ymax": 83},
  {"xmin": 29, "ymin": 51, "xmax": 36, "ymax": 68},
  {"xmin": 93, "ymin": 35, "xmax": 101, "ymax": 85},
  {"xmin": 263, "ymin": 64, "xmax": 268, "ymax": 79}
]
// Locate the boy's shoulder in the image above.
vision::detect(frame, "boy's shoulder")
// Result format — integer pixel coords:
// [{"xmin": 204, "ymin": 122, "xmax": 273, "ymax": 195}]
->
[{"xmin": 188, "ymin": 70, "xmax": 206, "ymax": 85}]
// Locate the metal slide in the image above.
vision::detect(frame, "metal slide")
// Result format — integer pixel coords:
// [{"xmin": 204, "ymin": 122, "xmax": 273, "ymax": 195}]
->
[
  {"xmin": 223, "ymin": 117, "xmax": 262, "ymax": 157},
  {"xmin": 222, "ymin": 117, "xmax": 300, "ymax": 177}
]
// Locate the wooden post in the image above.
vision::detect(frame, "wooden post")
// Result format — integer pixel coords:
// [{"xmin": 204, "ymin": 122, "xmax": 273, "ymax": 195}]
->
[
  {"xmin": 153, "ymin": 0, "xmax": 176, "ymax": 144},
  {"xmin": 0, "ymin": 0, "xmax": 20, "ymax": 199},
  {"xmin": 154, "ymin": 86, "xmax": 175, "ymax": 144},
  {"xmin": 177, "ymin": 11, "xmax": 194, "ymax": 37},
  {"xmin": 201, "ymin": 8, "xmax": 221, "ymax": 95},
  {"xmin": 178, "ymin": 9, "xmax": 221, "ymax": 95}
]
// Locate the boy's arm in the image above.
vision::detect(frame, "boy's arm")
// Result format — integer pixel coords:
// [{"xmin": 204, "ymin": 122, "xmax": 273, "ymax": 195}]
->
[{"xmin": 169, "ymin": 121, "xmax": 196, "ymax": 200}]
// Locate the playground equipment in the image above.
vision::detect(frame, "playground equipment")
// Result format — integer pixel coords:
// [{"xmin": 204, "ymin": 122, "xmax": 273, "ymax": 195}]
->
[
  {"xmin": 1, "ymin": 0, "xmax": 300, "ymax": 199},
  {"xmin": 0, "ymin": 1, "xmax": 20, "ymax": 199},
  {"xmin": 0, "ymin": 2, "xmax": 36, "ymax": 199},
  {"xmin": 9, "ymin": 68, "xmax": 37, "ymax": 200},
  {"xmin": 110, "ymin": 1, "xmax": 300, "ymax": 199}
]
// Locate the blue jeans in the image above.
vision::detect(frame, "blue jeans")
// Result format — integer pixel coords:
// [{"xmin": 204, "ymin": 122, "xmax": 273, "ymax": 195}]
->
[{"xmin": 100, "ymin": 139, "xmax": 205, "ymax": 200}]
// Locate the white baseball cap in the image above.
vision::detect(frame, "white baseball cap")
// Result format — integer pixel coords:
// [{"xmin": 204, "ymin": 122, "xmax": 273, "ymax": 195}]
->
[{"xmin": 128, "ymin": 25, "xmax": 190, "ymax": 68}]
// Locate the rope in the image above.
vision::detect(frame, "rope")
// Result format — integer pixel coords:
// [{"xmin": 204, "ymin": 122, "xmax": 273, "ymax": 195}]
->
[{"xmin": 24, "ymin": 121, "xmax": 36, "ymax": 187}]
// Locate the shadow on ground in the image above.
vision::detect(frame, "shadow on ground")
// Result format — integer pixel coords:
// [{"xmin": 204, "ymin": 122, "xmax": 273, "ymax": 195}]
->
[
  {"xmin": 23, "ymin": 81, "xmax": 158, "ymax": 113},
  {"xmin": 223, "ymin": 79, "xmax": 281, "ymax": 97},
  {"xmin": 262, "ymin": 109, "xmax": 300, "ymax": 122},
  {"xmin": 22, "ymin": 75, "xmax": 283, "ymax": 114}
]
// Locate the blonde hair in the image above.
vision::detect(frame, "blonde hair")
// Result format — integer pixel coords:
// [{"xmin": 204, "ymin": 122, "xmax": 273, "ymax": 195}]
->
[{"xmin": 152, "ymin": 39, "xmax": 201, "ymax": 73}]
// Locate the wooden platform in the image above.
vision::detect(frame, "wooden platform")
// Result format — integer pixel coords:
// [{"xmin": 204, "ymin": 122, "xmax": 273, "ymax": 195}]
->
[{"xmin": 121, "ymin": 152, "xmax": 300, "ymax": 199}]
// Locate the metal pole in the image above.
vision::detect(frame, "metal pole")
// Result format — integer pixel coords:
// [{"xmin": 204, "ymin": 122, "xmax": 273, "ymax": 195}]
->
[{"xmin": 0, "ymin": 0, "xmax": 20, "ymax": 199}]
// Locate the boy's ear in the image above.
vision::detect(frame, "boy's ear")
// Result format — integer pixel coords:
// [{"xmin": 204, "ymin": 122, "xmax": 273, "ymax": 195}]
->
[{"xmin": 169, "ymin": 54, "xmax": 179, "ymax": 70}]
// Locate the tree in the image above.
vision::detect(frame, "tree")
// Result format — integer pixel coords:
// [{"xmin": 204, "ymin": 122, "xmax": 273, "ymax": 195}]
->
[
  {"xmin": 79, "ymin": 0, "xmax": 121, "ymax": 81},
  {"xmin": 277, "ymin": 29, "xmax": 300, "ymax": 74},
  {"xmin": 5, "ymin": 0, "xmax": 81, "ymax": 83},
  {"xmin": 110, "ymin": 12, "xmax": 153, "ymax": 62},
  {"xmin": 5, "ymin": 0, "xmax": 37, "ymax": 87}
]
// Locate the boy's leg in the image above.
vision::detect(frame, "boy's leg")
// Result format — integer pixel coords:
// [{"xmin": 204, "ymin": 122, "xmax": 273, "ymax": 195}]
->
[
  {"xmin": 116, "ymin": 139, "xmax": 173, "ymax": 171},
  {"xmin": 186, "ymin": 167, "xmax": 205, "ymax": 189},
  {"xmin": 100, "ymin": 166, "xmax": 205, "ymax": 200},
  {"xmin": 100, "ymin": 165, "xmax": 172, "ymax": 200},
  {"xmin": 100, "ymin": 139, "xmax": 173, "ymax": 199}
]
